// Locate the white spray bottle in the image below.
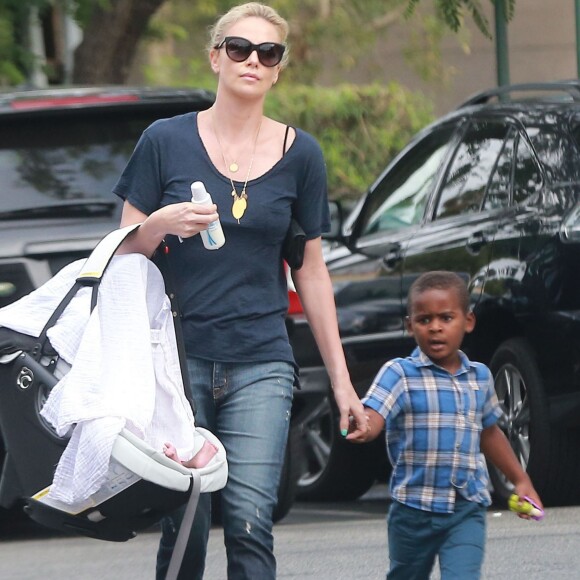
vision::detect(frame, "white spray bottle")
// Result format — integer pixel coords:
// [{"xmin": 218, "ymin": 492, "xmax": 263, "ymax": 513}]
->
[{"xmin": 191, "ymin": 181, "xmax": 225, "ymax": 250}]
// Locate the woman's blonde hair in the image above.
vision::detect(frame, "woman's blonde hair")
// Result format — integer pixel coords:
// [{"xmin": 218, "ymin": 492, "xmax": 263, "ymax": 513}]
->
[{"xmin": 207, "ymin": 2, "xmax": 290, "ymax": 69}]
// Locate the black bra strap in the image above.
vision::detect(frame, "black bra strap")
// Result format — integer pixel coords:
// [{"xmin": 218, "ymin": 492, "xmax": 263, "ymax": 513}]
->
[{"xmin": 282, "ymin": 125, "xmax": 291, "ymax": 155}]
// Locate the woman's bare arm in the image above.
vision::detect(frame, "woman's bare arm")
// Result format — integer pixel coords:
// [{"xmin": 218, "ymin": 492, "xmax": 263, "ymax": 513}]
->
[{"xmin": 291, "ymin": 238, "xmax": 367, "ymax": 438}]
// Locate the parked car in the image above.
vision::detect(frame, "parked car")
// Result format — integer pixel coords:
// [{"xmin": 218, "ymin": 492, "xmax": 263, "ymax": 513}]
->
[
  {"xmin": 0, "ymin": 85, "xmax": 213, "ymax": 313},
  {"xmin": 291, "ymin": 81, "xmax": 580, "ymax": 507},
  {"xmin": 0, "ymin": 86, "xmax": 300, "ymax": 524}
]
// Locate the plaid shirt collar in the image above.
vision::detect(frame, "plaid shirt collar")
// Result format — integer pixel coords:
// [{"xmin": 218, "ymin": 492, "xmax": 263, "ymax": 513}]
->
[{"xmin": 410, "ymin": 347, "xmax": 474, "ymax": 376}]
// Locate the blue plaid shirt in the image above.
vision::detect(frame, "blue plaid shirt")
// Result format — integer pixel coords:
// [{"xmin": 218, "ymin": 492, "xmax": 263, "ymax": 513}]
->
[{"xmin": 362, "ymin": 347, "xmax": 503, "ymax": 514}]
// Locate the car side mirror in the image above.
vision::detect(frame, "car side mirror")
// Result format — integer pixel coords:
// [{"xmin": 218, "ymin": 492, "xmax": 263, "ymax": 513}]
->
[{"xmin": 323, "ymin": 200, "xmax": 347, "ymax": 242}]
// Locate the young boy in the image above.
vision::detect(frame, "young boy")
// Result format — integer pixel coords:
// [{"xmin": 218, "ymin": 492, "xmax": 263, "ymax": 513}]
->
[{"xmin": 348, "ymin": 270, "xmax": 542, "ymax": 579}]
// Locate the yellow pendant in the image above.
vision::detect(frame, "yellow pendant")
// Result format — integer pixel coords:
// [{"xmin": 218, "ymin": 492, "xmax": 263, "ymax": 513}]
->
[
  {"xmin": 230, "ymin": 162, "xmax": 239, "ymax": 173},
  {"xmin": 232, "ymin": 194, "xmax": 247, "ymax": 222}
]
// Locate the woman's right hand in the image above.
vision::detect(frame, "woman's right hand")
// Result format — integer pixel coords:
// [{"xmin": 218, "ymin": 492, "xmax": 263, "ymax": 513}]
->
[
  {"xmin": 155, "ymin": 201, "xmax": 219, "ymax": 240},
  {"xmin": 118, "ymin": 200, "xmax": 219, "ymax": 256}
]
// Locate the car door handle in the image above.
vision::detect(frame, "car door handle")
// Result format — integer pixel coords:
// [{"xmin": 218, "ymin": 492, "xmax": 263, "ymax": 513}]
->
[
  {"xmin": 466, "ymin": 232, "xmax": 488, "ymax": 254},
  {"xmin": 381, "ymin": 243, "xmax": 402, "ymax": 270}
]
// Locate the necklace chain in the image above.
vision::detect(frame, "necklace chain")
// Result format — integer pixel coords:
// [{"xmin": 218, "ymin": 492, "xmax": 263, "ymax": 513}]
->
[{"xmin": 211, "ymin": 110, "xmax": 262, "ymax": 223}]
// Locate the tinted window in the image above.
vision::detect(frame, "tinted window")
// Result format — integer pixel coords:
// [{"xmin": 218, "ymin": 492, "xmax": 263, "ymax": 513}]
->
[
  {"xmin": 0, "ymin": 112, "xmax": 161, "ymax": 217},
  {"xmin": 361, "ymin": 124, "xmax": 455, "ymax": 236},
  {"xmin": 435, "ymin": 120, "xmax": 509, "ymax": 219},
  {"xmin": 513, "ymin": 134, "xmax": 542, "ymax": 203},
  {"xmin": 528, "ymin": 126, "xmax": 580, "ymax": 183},
  {"xmin": 483, "ymin": 128, "xmax": 515, "ymax": 211}
]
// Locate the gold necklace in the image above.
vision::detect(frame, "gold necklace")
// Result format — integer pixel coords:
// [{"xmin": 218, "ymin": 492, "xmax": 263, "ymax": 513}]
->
[{"xmin": 212, "ymin": 111, "xmax": 262, "ymax": 223}]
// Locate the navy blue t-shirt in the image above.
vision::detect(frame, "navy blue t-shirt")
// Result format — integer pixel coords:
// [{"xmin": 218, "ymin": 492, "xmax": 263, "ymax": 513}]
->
[{"xmin": 113, "ymin": 112, "xmax": 330, "ymax": 366}]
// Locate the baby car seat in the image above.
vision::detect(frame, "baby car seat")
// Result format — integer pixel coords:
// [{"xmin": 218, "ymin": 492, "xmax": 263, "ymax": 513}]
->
[{"xmin": 0, "ymin": 224, "xmax": 227, "ymax": 577}]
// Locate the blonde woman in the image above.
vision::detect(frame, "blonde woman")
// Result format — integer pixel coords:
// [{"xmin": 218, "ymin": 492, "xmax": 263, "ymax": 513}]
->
[{"xmin": 114, "ymin": 3, "xmax": 367, "ymax": 578}]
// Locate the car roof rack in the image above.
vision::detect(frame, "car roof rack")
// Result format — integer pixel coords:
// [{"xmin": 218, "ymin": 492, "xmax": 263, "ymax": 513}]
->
[{"xmin": 458, "ymin": 81, "xmax": 580, "ymax": 108}]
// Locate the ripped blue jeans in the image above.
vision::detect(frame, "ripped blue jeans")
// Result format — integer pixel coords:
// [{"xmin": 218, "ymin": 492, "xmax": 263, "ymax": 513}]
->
[{"xmin": 156, "ymin": 358, "xmax": 294, "ymax": 580}]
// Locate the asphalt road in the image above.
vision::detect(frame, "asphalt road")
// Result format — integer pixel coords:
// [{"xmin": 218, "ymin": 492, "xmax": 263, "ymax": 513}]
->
[{"xmin": 1, "ymin": 485, "xmax": 579, "ymax": 579}]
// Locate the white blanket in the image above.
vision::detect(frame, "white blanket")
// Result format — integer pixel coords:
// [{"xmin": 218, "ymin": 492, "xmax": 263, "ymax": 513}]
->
[{"xmin": 0, "ymin": 254, "xmax": 215, "ymax": 503}]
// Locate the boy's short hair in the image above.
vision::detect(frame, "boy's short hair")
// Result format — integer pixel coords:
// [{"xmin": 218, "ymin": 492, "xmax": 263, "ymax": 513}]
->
[{"xmin": 407, "ymin": 271, "xmax": 470, "ymax": 315}]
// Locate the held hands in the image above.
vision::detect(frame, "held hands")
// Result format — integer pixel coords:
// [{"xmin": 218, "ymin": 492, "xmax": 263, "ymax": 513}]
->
[
  {"xmin": 157, "ymin": 201, "xmax": 218, "ymax": 240},
  {"xmin": 330, "ymin": 379, "xmax": 369, "ymax": 441},
  {"xmin": 330, "ymin": 378, "xmax": 383, "ymax": 443},
  {"xmin": 346, "ymin": 408, "xmax": 384, "ymax": 443}
]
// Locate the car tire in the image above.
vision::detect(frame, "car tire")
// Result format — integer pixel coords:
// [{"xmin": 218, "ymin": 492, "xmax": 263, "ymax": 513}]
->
[
  {"xmin": 488, "ymin": 337, "xmax": 580, "ymax": 506},
  {"xmin": 295, "ymin": 395, "xmax": 377, "ymax": 501}
]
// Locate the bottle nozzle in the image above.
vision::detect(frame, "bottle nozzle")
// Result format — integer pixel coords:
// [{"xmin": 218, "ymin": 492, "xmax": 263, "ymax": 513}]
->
[{"xmin": 191, "ymin": 181, "xmax": 209, "ymax": 203}]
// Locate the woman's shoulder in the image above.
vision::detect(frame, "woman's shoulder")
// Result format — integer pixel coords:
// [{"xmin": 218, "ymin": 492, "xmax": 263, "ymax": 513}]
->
[
  {"xmin": 266, "ymin": 118, "xmax": 321, "ymax": 152},
  {"xmin": 284, "ymin": 127, "xmax": 324, "ymax": 166},
  {"xmin": 293, "ymin": 126, "xmax": 322, "ymax": 149}
]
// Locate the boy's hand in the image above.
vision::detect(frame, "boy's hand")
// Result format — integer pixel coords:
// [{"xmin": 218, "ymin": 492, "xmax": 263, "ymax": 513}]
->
[
  {"xmin": 481, "ymin": 425, "xmax": 543, "ymax": 519},
  {"xmin": 345, "ymin": 414, "xmax": 371, "ymax": 443},
  {"xmin": 347, "ymin": 408, "xmax": 384, "ymax": 443},
  {"xmin": 513, "ymin": 481, "xmax": 544, "ymax": 520},
  {"xmin": 508, "ymin": 493, "xmax": 544, "ymax": 520}
]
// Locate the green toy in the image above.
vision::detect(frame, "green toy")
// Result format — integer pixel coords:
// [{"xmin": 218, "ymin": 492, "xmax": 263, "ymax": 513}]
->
[{"xmin": 508, "ymin": 494, "xmax": 544, "ymax": 520}]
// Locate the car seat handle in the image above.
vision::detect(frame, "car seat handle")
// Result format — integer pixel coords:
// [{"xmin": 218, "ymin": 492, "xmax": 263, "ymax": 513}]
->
[{"xmin": 77, "ymin": 223, "xmax": 142, "ymax": 285}]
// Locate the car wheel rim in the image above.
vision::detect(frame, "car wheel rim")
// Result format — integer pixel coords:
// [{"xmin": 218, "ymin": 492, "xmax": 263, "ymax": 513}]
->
[
  {"xmin": 297, "ymin": 396, "xmax": 333, "ymax": 488},
  {"xmin": 494, "ymin": 362, "xmax": 531, "ymax": 481}
]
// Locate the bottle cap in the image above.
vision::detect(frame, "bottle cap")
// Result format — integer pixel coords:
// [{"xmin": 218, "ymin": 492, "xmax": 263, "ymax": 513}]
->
[{"xmin": 191, "ymin": 181, "xmax": 209, "ymax": 203}]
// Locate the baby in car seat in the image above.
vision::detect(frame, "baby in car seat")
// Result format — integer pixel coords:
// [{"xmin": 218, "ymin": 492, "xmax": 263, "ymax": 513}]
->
[{"xmin": 164, "ymin": 439, "xmax": 218, "ymax": 468}]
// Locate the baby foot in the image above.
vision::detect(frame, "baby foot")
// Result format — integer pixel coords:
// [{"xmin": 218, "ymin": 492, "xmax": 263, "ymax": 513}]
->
[{"xmin": 182, "ymin": 440, "xmax": 218, "ymax": 468}]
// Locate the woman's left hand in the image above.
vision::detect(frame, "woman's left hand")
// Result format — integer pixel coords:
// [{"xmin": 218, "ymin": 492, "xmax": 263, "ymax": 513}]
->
[{"xmin": 331, "ymin": 379, "xmax": 368, "ymax": 439}]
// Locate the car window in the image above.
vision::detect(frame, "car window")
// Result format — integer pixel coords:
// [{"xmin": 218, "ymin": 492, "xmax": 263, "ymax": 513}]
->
[
  {"xmin": 361, "ymin": 124, "xmax": 456, "ymax": 236},
  {"xmin": 435, "ymin": 120, "xmax": 510, "ymax": 220},
  {"xmin": 0, "ymin": 113, "xmax": 160, "ymax": 216},
  {"xmin": 513, "ymin": 133, "xmax": 543, "ymax": 203},
  {"xmin": 528, "ymin": 126, "xmax": 580, "ymax": 184},
  {"xmin": 483, "ymin": 127, "xmax": 516, "ymax": 211}
]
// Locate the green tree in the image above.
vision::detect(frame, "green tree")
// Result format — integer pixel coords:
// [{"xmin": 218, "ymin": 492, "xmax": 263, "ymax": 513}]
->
[
  {"xmin": 0, "ymin": 0, "xmax": 515, "ymax": 87},
  {"xmin": 265, "ymin": 82, "xmax": 434, "ymax": 199},
  {"xmin": 142, "ymin": 0, "xmax": 515, "ymax": 88},
  {"xmin": 0, "ymin": 0, "xmax": 168, "ymax": 85},
  {"xmin": 73, "ymin": 0, "xmax": 167, "ymax": 83},
  {"xmin": 0, "ymin": 0, "xmax": 48, "ymax": 86},
  {"xmin": 406, "ymin": 0, "xmax": 515, "ymax": 38}
]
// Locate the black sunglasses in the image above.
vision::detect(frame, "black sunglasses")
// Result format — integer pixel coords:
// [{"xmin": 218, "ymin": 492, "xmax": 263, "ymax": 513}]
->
[{"xmin": 215, "ymin": 36, "xmax": 285, "ymax": 68}]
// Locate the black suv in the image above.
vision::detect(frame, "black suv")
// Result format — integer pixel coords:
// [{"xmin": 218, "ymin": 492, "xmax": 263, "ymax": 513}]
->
[{"xmin": 292, "ymin": 81, "xmax": 580, "ymax": 507}]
